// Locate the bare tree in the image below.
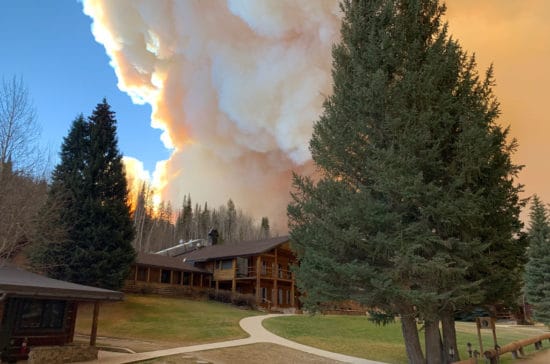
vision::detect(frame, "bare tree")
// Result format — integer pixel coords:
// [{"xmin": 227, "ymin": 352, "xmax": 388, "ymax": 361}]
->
[
  {"xmin": 0, "ymin": 76, "xmax": 50, "ymax": 261},
  {"xmin": 0, "ymin": 163, "xmax": 60, "ymax": 262},
  {"xmin": 0, "ymin": 76, "xmax": 42, "ymax": 175}
]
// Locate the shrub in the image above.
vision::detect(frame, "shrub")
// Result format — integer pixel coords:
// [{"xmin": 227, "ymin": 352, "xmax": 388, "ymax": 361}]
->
[{"xmin": 205, "ymin": 288, "xmax": 257, "ymax": 309}]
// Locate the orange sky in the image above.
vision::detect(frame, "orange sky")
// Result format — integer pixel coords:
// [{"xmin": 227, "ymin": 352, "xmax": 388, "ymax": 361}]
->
[{"xmin": 446, "ymin": 0, "xmax": 550, "ymax": 223}]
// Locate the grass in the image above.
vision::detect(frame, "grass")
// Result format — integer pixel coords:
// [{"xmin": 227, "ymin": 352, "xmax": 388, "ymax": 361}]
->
[
  {"xmin": 76, "ymin": 294, "xmax": 260, "ymax": 345},
  {"xmin": 263, "ymin": 315, "xmax": 549, "ymax": 364}
]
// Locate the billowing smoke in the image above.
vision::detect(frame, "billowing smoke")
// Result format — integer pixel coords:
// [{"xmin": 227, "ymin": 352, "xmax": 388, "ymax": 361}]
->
[
  {"xmin": 83, "ymin": 0, "xmax": 341, "ymax": 230},
  {"xmin": 84, "ymin": 0, "xmax": 550, "ymax": 229}
]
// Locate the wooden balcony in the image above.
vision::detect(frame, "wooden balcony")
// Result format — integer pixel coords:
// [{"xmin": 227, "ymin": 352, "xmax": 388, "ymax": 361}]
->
[{"xmin": 235, "ymin": 266, "xmax": 293, "ymax": 280}]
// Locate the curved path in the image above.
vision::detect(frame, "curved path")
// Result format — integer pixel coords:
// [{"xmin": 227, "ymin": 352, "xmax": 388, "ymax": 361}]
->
[{"xmin": 76, "ymin": 314, "xmax": 386, "ymax": 364}]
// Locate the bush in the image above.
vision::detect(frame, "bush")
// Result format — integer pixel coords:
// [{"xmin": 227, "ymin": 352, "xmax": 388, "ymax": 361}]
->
[{"xmin": 205, "ymin": 288, "xmax": 257, "ymax": 309}]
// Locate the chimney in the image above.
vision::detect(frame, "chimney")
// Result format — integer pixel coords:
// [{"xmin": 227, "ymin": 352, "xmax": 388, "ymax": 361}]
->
[{"xmin": 208, "ymin": 228, "xmax": 219, "ymax": 245}]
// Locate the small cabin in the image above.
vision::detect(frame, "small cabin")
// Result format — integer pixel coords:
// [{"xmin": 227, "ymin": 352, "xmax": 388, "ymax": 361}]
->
[
  {"xmin": 179, "ymin": 236, "xmax": 299, "ymax": 310},
  {"xmin": 0, "ymin": 263, "xmax": 122, "ymax": 362}
]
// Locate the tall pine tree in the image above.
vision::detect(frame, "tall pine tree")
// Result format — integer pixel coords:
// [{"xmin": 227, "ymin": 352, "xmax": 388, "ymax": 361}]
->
[
  {"xmin": 33, "ymin": 100, "xmax": 135, "ymax": 290},
  {"xmin": 524, "ymin": 195, "xmax": 550, "ymax": 326},
  {"xmin": 288, "ymin": 1, "xmax": 523, "ymax": 362}
]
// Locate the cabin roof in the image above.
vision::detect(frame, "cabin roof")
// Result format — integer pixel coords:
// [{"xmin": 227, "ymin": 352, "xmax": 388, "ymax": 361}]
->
[
  {"xmin": 179, "ymin": 235, "xmax": 290, "ymax": 262},
  {"xmin": 0, "ymin": 262, "xmax": 123, "ymax": 301},
  {"xmin": 136, "ymin": 252, "xmax": 210, "ymax": 273}
]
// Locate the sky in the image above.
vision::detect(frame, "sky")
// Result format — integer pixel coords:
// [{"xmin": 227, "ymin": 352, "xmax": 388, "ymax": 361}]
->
[
  {"xmin": 0, "ymin": 0, "xmax": 168, "ymax": 173},
  {"xmin": 1, "ymin": 1, "xmax": 549, "ymax": 229}
]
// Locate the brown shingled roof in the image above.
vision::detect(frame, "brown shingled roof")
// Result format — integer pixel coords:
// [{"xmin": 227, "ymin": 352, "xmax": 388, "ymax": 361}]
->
[
  {"xmin": 178, "ymin": 236, "xmax": 290, "ymax": 262},
  {"xmin": 136, "ymin": 252, "xmax": 210, "ymax": 274},
  {"xmin": 0, "ymin": 262, "xmax": 123, "ymax": 301}
]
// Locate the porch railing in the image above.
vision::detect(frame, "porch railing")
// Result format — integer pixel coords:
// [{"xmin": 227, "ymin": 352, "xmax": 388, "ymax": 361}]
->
[{"xmin": 236, "ymin": 266, "xmax": 293, "ymax": 279}]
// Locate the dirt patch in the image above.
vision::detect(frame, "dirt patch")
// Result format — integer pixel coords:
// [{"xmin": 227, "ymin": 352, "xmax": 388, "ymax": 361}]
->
[
  {"xmin": 74, "ymin": 334, "xmax": 177, "ymax": 353},
  {"xmin": 138, "ymin": 343, "xmax": 343, "ymax": 364}
]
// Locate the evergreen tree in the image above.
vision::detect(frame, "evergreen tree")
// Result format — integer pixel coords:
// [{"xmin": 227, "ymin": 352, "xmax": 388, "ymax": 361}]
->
[
  {"xmin": 225, "ymin": 198, "xmax": 237, "ymax": 242},
  {"xmin": 182, "ymin": 194, "xmax": 193, "ymax": 240},
  {"xmin": 260, "ymin": 217, "xmax": 270, "ymax": 239},
  {"xmin": 199, "ymin": 202, "xmax": 210, "ymax": 238},
  {"xmin": 524, "ymin": 195, "xmax": 550, "ymax": 325},
  {"xmin": 32, "ymin": 100, "xmax": 135, "ymax": 290},
  {"xmin": 288, "ymin": 1, "xmax": 523, "ymax": 362}
]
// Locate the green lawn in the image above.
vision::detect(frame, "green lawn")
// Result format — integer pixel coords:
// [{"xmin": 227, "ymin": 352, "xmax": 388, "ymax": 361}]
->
[
  {"xmin": 263, "ymin": 315, "xmax": 549, "ymax": 364},
  {"xmin": 76, "ymin": 294, "xmax": 260, "ymax": 345}
]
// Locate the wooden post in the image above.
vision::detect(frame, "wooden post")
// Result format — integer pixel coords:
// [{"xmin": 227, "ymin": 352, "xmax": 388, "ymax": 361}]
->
[
  {"xmin": 200, "ymin": 274, "xmax": 203, "ymax": 288},
  {"xmin": 90, "ymin": 302, "xmax": 100, "ymax": 346},
  {"xmin": 134, "ymin": 265, "xmax": 138, "ymax": 281},
  {"xmin": 290, "ymin": 279, "xmax": 295, "ymax": 308},
  {"xmin": 191, "ymin": 273, "xmax": 194, "ymax": 287},
  {"xmin": 215, "ymin": 280, "xmax": 219, "ymax": 293},
  {"xmin": 273, "ymin": 248, "xmax": 278, "ymax": 306},
  {"xmin": 146, "ymin": 267, "xmax": 150, "ymax": 283},
  {"xmin": 274, "ymin": 247, "xmax": 278, "ymax": 278},
  {"xmin": 255, "ymin": 256, "xmax": 261, "ymax": 303},
  {"xmin": 231, "ymin": 258, "xmax": 237, "ymax": 294},
  {"xmin": 476, "ymin": 318, "xmax": 484, "ymax": 355}
]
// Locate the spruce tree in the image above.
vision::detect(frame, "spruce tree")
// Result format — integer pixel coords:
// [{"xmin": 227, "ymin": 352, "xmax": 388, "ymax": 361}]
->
[
  {"xmin": 524, "ymin": 195, "xmax": 550, "ymax": 325},
  {"xmin": 260, "ymin": 217, "xmax": 270, "ymax": 239},
  {"xmin": 225, "ymin": 198, "xmax": 237, "ymax": 242},
  {"xmin": 288, "ymin": 0, "xmax": 523, "ymax": 362},
  {"xmin": 31, "ymin": 115, "xmax": 90, "ymax": 280},
  {"xmin": 33, "ymin": 100, "xmax": 135, "ymax": 290}
]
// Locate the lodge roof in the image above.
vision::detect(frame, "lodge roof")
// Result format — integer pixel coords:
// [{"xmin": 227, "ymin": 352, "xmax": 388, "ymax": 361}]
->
[
  {"xmin": 136, "ymin": 252, "xmax": 210, "ymax": 273},
  {"xmin": 178, "ymin": 235, "xmax": 290, "ymax": 262},
  {"xmin": 0, "ymin": 262, "xmax": 123, "ymax": 301}
]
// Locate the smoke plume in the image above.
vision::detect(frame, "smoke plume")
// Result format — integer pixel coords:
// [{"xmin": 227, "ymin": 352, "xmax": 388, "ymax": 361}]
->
[
  {"xmin": 84, "ymin": 0, "xmax": 550, "ymax": 228},
  {"xmin": 83, "ymin": 0, "xmax": 341, "ymax": 230}
]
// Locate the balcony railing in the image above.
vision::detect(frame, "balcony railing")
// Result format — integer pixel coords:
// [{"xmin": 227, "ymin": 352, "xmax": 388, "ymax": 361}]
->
[{"xmin": 235, "ymin": 266, "xmax": 293, "ymax": 280}]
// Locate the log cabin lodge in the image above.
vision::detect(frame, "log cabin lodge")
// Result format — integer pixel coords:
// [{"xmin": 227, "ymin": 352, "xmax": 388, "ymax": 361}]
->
[{"xmin": 124, "ymin": 236, "xmax": 299, "ymax": 310}]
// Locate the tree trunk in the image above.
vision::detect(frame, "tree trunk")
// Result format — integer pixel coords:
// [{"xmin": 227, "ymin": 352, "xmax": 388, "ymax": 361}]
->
[
  {"xmin": 441, "ymin": 309, "xmax": 459, "ymax": 362},
  {"xmin": 424, "ymin": 319, "xmax": 444, "ymax": 364},
  {"xmin": 400, "ymin": 310, "xmax": 425, "ymax": 363}
]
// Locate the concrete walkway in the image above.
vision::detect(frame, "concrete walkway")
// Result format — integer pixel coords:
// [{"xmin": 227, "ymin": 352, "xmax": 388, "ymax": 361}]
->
[{"xmin": 75, "ymin": 314, "xmax": 385, "ymax": 364}]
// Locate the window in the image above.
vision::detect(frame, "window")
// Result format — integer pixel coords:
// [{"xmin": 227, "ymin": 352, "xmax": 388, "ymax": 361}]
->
[
  {"xmin": 183, "ymin": 272, "xmax": 190, "ymax": 285},
  {"xmin": 278, "ymin": 288, "xmax": 283, "ymax": 305},
  {"xmin": 219, "ymin": 259, "xmax": 233, "ymax": 270},
  {"xmin": 17, "ymin": 299, "xmax": 66, "ymax": 330},
  {"xmin": 236, "ymin": 257, "xmax": 248, "ymax": 277},
  {"xmin": 137, "ymin": 267, "xmax": 148, "ymax": 281},
  {"xmin": 161, "ymin": 269, "xmax": 171, "ymax": 284},
  {"xmin": 261, "ymin": 287, "xmax": 267, "ymax": 300}
]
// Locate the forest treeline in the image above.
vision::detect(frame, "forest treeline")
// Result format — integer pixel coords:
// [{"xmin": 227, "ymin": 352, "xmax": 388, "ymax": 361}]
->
[{"xmin": 131, "ymin": 183, "xmax": 271, "ymax": 253}]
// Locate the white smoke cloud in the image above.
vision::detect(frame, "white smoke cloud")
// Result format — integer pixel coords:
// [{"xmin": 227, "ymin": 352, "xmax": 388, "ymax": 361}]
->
[{"xmin": 82, "ymin": 0, "xmax": 341, "ymax": 229}]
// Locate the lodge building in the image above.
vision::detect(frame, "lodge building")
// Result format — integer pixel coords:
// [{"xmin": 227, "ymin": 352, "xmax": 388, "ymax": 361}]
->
[{"xmin": 123, "ymin": 236, "xmax": 299, "ymax": 310}]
